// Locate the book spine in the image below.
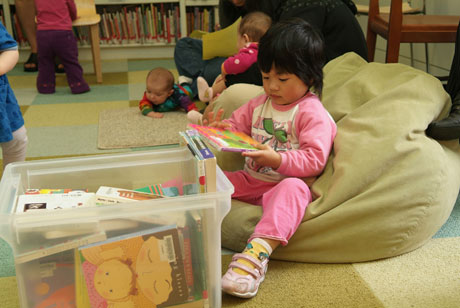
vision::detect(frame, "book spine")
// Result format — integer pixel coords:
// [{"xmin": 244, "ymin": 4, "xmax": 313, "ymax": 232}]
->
[
  {"xmin": 15, "ymin": 232, "xmax": 107, "ymax": 264},
  {"xmin": 188, "ymin": 211, "xmax": 209, "ymax": 305},
  {"xmin": 180, "ymin": 132, "xmax": 206, "ymax": 193},
  {"xmin": 185, "ymin": 130, "xmax": 215, "ymax": 160},
  {"xmin": 75, "ymin": 249, "xmax": 91, "ymax": 307},
  {"xmin": 180, "ymin": 226, "xmax": 196, "ymax": 301}
]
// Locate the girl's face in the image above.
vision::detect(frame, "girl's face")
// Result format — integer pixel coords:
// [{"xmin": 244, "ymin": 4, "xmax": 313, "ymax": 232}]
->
[{"xmin": 262, "ymin": 67, "xmax": 309, "ymax": 105}]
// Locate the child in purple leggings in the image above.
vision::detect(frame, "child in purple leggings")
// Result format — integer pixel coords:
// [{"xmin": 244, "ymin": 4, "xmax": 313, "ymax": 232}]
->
[
  {"xmin": 206, "ymin": 19, "xmax": 337, "ymax": 299},
  {"xmin": 35, "ymin": 0, "xmax": 90, "ymax": 94}
]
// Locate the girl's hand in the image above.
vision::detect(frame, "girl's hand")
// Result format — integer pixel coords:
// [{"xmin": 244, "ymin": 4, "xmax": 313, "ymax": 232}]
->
[
  {"xmin": 242, "ymin": 143, "xmax": 281, "ymax": 169},
  {"xmin": 203, "ymin": 108, "xmax": 231, "ymax": 129}
]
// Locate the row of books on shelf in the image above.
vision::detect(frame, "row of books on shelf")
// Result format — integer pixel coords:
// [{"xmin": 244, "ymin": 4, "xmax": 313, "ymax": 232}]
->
[
  {"xmin": 94, "ymin": 3, "xmax": 181, "ymax": 46},
  {"xmin": 185, "ymin": 6, "xmax": 219, "ymax": 36},
  {"xmin": 6, "ymin": 4, "xmax": 219, "ymax": 47},
  {"xmin": 17, "ymin": 210, "xmax": 209, "ymax": 307}
]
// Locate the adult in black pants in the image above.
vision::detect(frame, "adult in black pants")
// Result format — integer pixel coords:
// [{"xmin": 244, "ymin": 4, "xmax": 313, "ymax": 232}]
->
[
  {"xmin": 426, "ymin": 22, "xmax": 460, "ymax": 140},
  {"xmin": 174, "ymin": 0, "xmax": 367, "ymax": 97}
]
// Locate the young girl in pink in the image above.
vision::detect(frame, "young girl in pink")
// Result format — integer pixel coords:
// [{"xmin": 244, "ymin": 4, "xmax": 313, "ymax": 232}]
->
[
  {"xmin": 206, "ymin": 19, "xmax": 337, "ymax": 298},
  {"xmin": 34, "ymin": 0, "xmax": 90, "ymax": 94}
]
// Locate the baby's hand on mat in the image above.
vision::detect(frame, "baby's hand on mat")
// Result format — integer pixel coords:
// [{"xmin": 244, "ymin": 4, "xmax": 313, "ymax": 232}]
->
[
  {"xmin": 243, "ymin": 143, "xmax": 282, "ymax": 170},
  {"xmin": 147, "ymin": 111, "xmax": 164, "ymax": 118}
]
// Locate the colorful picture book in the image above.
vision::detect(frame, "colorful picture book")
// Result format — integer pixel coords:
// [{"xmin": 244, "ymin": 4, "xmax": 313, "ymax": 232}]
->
[
  {"xmin": 135, "ymin": 184, "xmax": 180, "ymax": 197},
  {"xmin": 79, "ymin": 224, "xmax": 190, "ymax": 307},
  {"xmin": 95, "ymin": 186, "xmax": 164, "ymax": 205},
  {"xmin": 25, "ymin": 188, "xmax": 88, "ymax": 195},
  {"xmin": 15, "ymin": 191, "xmax": 95, "ymax": 213},
  {"xmin": 187, "ymin": 123, "xmax": 259, "ymax": 152}
]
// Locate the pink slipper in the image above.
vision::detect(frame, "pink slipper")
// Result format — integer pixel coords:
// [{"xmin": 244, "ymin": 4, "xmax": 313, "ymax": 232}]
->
[
  {"xmin": 197, "ymin": 77, "xmax": 213, "ymax": 102},
  {"xmin": 187, "ymin": 110, "xmax": 203, "ymax": 124}
]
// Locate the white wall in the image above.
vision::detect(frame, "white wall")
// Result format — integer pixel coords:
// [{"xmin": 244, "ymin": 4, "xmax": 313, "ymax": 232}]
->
[{"xmin": 354, "ymin": 0, "xmax": 459, "ymax": 77}]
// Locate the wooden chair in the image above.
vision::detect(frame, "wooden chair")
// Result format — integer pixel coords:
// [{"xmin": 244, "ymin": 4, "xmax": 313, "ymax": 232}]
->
[
  {"xmin": 357, "ymin": 0, "xmax": 426, "ymax": 69},
  {"xmin": 356, "ymin": 0, "xmax": 423, "ymax": 16},
  {"xmin": 72, "ymin": 0, "xmax": 103, "ymax": 83},
  {"xmin": 366, "ymin": 0, "xmax": 460, "ymax": 70}
]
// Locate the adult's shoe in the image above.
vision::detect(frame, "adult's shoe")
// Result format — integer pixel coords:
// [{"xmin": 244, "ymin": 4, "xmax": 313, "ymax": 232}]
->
[{"xmin": 426, "ymin": 97, "xmax": 460, "ymax": 140}]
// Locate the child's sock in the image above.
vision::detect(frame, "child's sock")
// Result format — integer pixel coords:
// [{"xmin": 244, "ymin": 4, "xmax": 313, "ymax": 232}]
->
[
  {"xmin": 197, "ymin": 77, "xmax": 212, "ymax": 102},
  {"xmin": 187, "ymin": 110, "xmax": 203, "ymax": 125},
  {"xmin": 233, "ymin": 238, "xmax": 273, "ymax": 276},
  {"xmin": 178, "ymin": 75, "xmax": 193, "ymax": 85}
]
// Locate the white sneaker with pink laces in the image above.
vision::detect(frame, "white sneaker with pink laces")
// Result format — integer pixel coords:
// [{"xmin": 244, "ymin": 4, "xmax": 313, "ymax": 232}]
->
[{"xmin": 221, "ymin": 252, "xmax": 269, "ymax": 298}]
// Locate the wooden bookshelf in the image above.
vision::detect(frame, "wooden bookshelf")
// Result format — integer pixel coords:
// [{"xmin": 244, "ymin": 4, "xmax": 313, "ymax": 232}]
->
[{"xmin": 2, "ymin": 0, "xmax": 218, "ymax": 60}]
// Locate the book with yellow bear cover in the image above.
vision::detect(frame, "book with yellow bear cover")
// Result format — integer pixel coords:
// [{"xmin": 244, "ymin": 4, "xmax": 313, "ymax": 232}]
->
[{"xmin": 79, "ymin": 224, "xmax": 190, "ymax": 307}]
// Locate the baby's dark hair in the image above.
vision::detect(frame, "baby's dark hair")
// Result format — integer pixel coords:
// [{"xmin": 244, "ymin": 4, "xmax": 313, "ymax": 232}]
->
[
  {"xmin": 238, "ymin": 11, "xmax": 272, "ymax": 43},
  {"xmin": 258, "ymin": 18, "xmax": 325, "ymax": 96}
]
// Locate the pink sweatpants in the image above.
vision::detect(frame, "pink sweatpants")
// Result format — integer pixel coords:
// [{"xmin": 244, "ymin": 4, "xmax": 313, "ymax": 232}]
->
[{"xmin": 224, "ymin": 170, "xmax": 312, "ymax": 246}]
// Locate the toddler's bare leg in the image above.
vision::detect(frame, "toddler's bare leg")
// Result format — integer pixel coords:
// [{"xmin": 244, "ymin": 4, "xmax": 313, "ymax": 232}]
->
[{"xmin": 2, "ymin": 126, "xmax": 28, "ymax": 170}]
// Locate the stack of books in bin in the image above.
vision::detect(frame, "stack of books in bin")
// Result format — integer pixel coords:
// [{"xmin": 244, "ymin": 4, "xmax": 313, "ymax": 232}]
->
[{"xmin": 13, "ymin": 189, "xmax": 212, "ymax": 307}]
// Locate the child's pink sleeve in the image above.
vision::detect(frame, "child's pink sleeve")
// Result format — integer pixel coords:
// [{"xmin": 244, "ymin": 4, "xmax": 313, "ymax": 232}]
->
[
  {"xmin": 222, "ymin": 45, "xmax": 258, "ymax": 76},
  {"xmin": 67, "ymin": 0, "xmax": 78, "ymax": 21}
]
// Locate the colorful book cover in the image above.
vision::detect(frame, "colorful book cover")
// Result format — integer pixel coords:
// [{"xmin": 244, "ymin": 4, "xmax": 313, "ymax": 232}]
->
[
  {"xmin": 95, "ymin": 186, "xmax": 164, "ymax": 205},
  {"xmin": 25, "ymin": 189, "xmax": 88, "ymax": 195},
  {"xmin": 15, "ymin": 192, "xmax": 95, "ymax": 213},
  {"xmin": 135, "ymin": 184, "xmax": 180, "ymax": 197},
  {"xmin": 187, "ymin": 124, "xmax": 259, "ymax": 153},
  {"xmin": 79, "ymin": 225, "xmax": 189, "ymax": 307}
]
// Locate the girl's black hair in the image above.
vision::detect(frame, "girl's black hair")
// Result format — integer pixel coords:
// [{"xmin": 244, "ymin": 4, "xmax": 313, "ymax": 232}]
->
[{"xmin": 258, "ymin": 18, "xmax": 325, "ymax": 96}]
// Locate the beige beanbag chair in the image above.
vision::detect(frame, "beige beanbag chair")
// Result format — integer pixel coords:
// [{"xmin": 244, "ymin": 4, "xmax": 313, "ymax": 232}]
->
[{"xmin": 213, "ymin": 52, "xmax": 460, "ymax": 263}]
